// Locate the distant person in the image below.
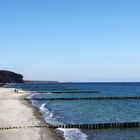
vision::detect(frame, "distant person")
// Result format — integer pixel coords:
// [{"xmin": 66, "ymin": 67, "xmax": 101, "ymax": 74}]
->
[{"xmin": 14, "ymin": 89, "xmax": 18, "ymax": 93}]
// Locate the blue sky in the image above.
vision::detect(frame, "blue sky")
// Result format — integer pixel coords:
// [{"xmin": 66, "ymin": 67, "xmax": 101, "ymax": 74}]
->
[{"xmin": 0, "ymin": 0, "xmax": 140, "ymax": 82}]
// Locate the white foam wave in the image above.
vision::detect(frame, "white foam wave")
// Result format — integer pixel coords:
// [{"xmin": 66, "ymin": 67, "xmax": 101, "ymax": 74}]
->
[
  {"xmin": 40, "ymin": 104, "xmax": 54, "ymax": 117},
  {"xmin": 26, "ymin": 93, "xmax": 36, "ymax": 99},
  {"xmin": 40, "ymin": 103, "xmax": 48, "ymax": 111},
  {"xmin": 26, "ymin": 93, "xmax": 40, "ymax": 99},
  {"xmin": 39, "ymin": 103, "xmax": 62, "ymax": 125},
  {"xmin": 58, "ymin": 128, "xmax": 88, "ymax": 140},
  {"xmin": 35, "ymin": 103, "xmax": 88, "ymax": 140}
]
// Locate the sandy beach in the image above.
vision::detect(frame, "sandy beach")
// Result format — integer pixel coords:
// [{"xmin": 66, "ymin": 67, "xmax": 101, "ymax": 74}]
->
[{"xmin": 0, "ymin": 87, "xmax": 64, "ymax": 140}]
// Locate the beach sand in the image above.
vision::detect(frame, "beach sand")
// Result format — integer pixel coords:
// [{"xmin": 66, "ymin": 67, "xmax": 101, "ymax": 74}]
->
[{"xmin": 0, "ymin": 87, "xmax": 64, "ymax": 140}]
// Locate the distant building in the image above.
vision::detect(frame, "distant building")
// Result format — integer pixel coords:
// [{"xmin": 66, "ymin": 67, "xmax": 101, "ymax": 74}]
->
[{"xmin": 0, "ymin": 70, "xmax": 24, "ymax": 83}]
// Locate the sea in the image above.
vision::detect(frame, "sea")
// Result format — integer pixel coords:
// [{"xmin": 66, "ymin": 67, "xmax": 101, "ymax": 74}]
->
[{"xmin": 9, "ymin": 82, "xmax": 140, "ymax": 140}]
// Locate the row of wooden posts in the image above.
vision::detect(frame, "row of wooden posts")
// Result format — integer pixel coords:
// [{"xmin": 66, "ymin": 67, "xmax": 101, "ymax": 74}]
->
[
  {"xmin": 0, "ymin": 122, "xmax": 139, "ymax": 130},
  {"xmin": 26, "ymin": 96, "xmax": 140, "ymax": 100},
  {"xmin": 49, "ymin": 122, "xmax": 139, "ymax": 129}
]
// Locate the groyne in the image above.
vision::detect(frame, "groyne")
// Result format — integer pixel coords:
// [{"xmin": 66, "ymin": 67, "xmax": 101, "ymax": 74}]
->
[
  {"xmin": 0, "ymin": 122, "xmax": 139, "ymax": 130},
  {"xmin": 26, "ymin": 96, "xmax": 140, "ymax": 101}
]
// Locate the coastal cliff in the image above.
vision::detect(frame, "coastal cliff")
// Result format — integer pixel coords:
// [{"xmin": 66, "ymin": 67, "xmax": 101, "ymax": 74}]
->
[{"xmin": 0, "ymin": 70, "xmax": 24, "ymax": 83}]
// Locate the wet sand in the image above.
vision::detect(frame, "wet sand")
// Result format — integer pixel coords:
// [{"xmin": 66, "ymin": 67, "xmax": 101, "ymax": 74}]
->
[{"xmin": 0, "ymin": 87, "xmax": 64, "ymax": 140}]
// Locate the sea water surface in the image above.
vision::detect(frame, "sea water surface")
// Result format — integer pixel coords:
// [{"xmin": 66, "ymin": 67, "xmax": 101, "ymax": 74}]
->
[{"xmin": 10, "ymin": 82, "xmax": 140, "ymax": 140}]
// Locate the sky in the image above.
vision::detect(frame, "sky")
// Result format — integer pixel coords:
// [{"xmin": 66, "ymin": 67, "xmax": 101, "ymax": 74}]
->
[{"xmin": 0, "ymin": 0, "xmax": 140, "ymax": 82}]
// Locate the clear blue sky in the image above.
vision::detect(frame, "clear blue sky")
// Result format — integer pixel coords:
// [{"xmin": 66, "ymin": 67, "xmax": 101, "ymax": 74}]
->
[{"xmin": 0, "ymin": 0, "xmax": 140, "ymax": 82}]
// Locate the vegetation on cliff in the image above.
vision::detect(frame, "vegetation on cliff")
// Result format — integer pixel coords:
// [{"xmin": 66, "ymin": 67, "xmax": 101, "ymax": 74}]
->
[{"xmin": 0, "ymin": 70, "xmax": 24, "ymax": 83}]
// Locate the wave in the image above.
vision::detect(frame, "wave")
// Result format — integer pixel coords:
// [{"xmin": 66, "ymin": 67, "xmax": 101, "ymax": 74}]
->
[
  {"xmin": 39, "ymin": 103, "xmax": 48, "ymax": 111},
  {"xmin": 58, "ymin": 128, "xmax": 88, "ymax": 140},
  {"xmin": 38, "ymin": 103, "xmax": 88, "ymax": 140},
  {"xmin": 39, "ymin": 103, "xmax": 61, "ymax": 125},
  {"xmin": 26, "ymin": 93, "xmax": 40, "ymax": 99}
]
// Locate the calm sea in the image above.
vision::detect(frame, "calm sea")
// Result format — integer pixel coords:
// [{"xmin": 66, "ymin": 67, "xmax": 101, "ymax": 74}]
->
[{"xmin": 10, "ymin": 82, "xmax": 140, "ymax": 140}]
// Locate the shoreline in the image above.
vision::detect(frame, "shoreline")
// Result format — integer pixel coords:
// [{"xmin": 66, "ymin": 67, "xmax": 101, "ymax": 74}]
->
[{"xmin": 0, "ymin": 87, "xmax": 64, "ymax": 140}]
